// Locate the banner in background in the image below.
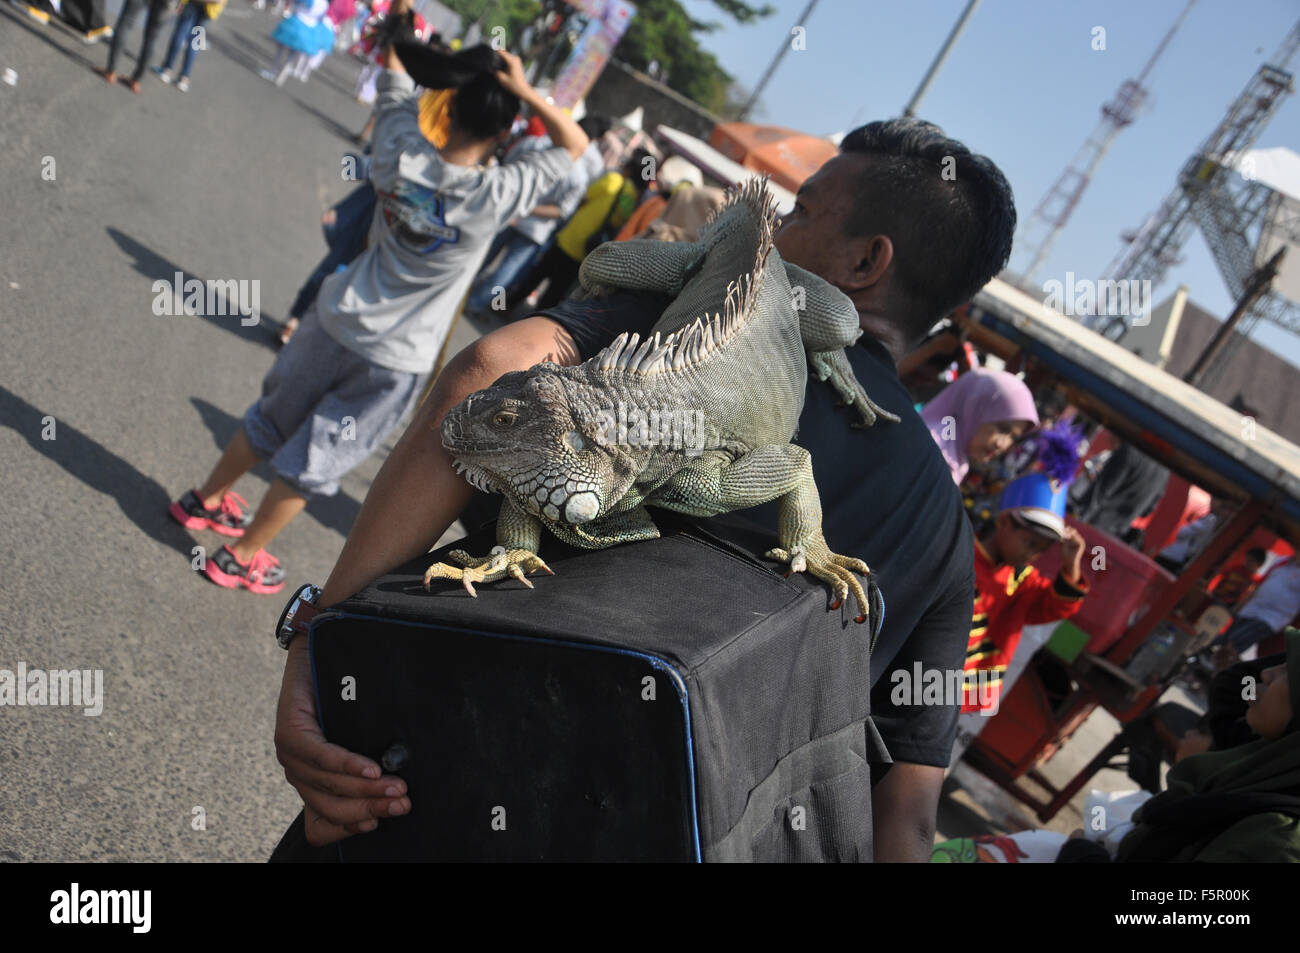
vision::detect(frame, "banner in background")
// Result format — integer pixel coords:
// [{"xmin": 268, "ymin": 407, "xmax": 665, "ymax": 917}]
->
[{"xmin": 550, "ymin": 0, "xmax": 636, "ymax": 110}]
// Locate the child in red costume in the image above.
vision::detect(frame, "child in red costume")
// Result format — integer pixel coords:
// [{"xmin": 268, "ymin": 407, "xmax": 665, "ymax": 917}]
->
[
  {"xmin": 1211, "ymin": 547, "xmax": 1266, "ymax": 608},
  {"xmin": 962, "ymin": 473, "xmax": 1089, "ymax": 714}
]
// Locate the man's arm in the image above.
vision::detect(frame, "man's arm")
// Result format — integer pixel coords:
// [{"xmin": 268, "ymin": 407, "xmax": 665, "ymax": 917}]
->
[
  {"xmin": 319, "ymin": 317, "xmax": 580, "ymax": 605},
  {"xmin": 873, "ymin": 762, "xmax": 946, "ymax": 862},
  {"xmin": 277, "ymin": 287, "xmax": 671, "ymax": 845},
  {"xmin": 869, "ymin": 515, "xmax": 975, "ymax": 861},
  {"xmin": 275, "ymin": 317, "xmax": 581, "ymax": 846}
]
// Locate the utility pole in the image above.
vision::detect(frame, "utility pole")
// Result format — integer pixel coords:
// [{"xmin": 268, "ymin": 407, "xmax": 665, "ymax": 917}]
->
[
  {"xmin": 902, "ymin": 0, "xmax": 981, "ymax": 118},
  {"xmin": 1183, "ymin": 248, "xmax": 1286, "ymax": 387},
  {"xmin": 474, "ymin": 0, "xmax": 500, "ymax": 33},
  {"xmin": 737, "ymin": 0, "xmax": 820, "ymax": 122},
  {"xmin": 1017, "ymin": 0, "xmax": 1194, "ymax": 284}
]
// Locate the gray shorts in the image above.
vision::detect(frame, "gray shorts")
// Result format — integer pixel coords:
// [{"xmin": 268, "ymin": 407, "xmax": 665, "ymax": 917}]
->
[{"xmin": 242, "ymin": 308, "xmax": 428, "ymax": 497}]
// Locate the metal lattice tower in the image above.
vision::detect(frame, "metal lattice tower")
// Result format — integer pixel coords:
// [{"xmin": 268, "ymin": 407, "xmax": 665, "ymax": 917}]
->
[
  {"xmin": 1185, "ymin": 163, "xmax": 1300, "ymax": 384},
  {"xmin": 1099, "ymin": 19, "xmax": 1300, "ymax": 374},
  {"xmin": 1018, "ymin": 1, "xmax": 1196, "ymax": 284}
]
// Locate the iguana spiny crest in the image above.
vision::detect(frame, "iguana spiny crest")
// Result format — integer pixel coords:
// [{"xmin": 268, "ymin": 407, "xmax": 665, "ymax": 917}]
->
[{"xmin": 428, "ymin": 178, "xmax": 896, "ymax": 623}]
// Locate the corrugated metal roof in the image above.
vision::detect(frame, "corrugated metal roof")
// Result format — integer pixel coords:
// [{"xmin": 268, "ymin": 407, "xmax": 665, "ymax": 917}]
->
[{"xmin": 1160, "ymin": 299, "xmax": 1300, "ymax": 445}]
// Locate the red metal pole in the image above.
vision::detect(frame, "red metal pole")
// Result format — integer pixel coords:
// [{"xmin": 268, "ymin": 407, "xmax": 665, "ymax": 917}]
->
[
  {"xmin": 1104, "ymin": 499, "xmax": 1266, "ymax": 665},
  {"xmin": 1027, "ymin": 500, "xmax": 1270, "ymax": 819}
]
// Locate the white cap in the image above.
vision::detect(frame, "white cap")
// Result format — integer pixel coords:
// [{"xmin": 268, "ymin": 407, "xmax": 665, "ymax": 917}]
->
[
  {"xmin": 658, "ymin": 155, "xmax": 703, "ymax": 189},
  {"xmin": 1010, "ymin": 508, "xmax": 1065, "ymax": 541}
]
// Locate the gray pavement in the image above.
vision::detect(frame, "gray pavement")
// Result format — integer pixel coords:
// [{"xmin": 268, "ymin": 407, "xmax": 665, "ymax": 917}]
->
[{"xmin": 0, "ymin": 2, "xmax": 480, "ymax": 861}]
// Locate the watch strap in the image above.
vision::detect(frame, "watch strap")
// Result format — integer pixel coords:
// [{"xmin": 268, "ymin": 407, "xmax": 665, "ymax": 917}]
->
[{"xmin": 276, "ymin": 584, "xmax": 323, "ymax": 649}]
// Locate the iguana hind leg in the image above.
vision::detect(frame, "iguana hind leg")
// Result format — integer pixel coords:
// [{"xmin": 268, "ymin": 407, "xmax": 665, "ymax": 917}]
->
[
  {"xmin": 424, "ymin": 499, "xmax": 553, "ymax": 596},
  {"xmin": 762, "ymin": 448, "xmax": 875, "ymax": 625},
  {"xmin": 653, "ymin": 445, "xmax": 875, "ymax": 626}
]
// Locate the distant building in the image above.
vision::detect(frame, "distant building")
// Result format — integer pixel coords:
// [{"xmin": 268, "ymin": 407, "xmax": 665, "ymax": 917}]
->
[{"xmin": 1115, "ymin": 287, "xmax": 1300, "ymax": 444}]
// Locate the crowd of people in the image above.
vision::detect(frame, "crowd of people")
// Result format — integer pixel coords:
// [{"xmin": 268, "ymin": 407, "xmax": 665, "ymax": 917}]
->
[
  {"xmin": 904, "ymin": 321, "xmax": 1300, "ymax": 860},
  {"xmin": 35, "ymin": 0, "xmax": 373, "ymax": 94},
  {"xmin": 24, "ymin": 0, "xmax": 1294, "ymax": 861}
]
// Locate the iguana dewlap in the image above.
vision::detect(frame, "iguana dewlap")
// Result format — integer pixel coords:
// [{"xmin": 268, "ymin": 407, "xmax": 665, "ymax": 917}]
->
[{"xmin": 426, "ymin": 178, "xmax": 898, "ymax": 624}]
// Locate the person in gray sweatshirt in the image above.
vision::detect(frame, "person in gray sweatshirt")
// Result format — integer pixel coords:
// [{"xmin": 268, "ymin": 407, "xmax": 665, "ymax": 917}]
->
[{"xmin": 168, "ymin": 43, "xmax": 588, "ymax": 595}]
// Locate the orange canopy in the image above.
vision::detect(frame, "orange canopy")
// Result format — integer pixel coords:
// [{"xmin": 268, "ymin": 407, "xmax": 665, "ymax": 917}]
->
[{"xmin": 707, "ymin": 123, "xmax": 839, "ymax": 193}]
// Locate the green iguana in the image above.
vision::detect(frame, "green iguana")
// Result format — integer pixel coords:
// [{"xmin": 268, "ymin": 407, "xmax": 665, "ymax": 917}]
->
[{"xmin": 425, "ymin": 178, "xmax": 899, "ymax": 623}]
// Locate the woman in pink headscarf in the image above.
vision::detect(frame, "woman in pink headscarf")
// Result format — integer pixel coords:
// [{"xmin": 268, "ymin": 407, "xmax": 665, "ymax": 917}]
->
[{"xmin": 921, "ymin": 369, "xmax": 1039, "ymax": 485}]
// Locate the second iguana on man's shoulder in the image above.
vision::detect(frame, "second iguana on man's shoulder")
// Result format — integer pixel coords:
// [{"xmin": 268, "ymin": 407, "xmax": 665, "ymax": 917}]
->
[{"xmin": 425, "ymin": 178, "xmax": 898, "ymax": 624}]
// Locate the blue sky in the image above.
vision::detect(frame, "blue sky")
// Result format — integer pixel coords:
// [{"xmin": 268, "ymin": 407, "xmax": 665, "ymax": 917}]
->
[{"xmin": 681, "ymin": 0, "xmax": 1300, "ymax": 366}]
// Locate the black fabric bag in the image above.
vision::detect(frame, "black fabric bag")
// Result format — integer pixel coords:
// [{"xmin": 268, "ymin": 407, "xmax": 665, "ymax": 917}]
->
[{"xmin": 282, "ymin": 515, "xmax": 888, "ymax": 862}]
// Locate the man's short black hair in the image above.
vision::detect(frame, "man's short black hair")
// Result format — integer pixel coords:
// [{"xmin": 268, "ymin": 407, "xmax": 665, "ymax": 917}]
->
[{"xmin": 839, "ymin": 119, "xmax": 1016, "ymax": 343}]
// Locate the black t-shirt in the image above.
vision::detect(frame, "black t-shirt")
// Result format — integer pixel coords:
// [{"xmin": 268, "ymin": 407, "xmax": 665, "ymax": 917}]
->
[{"xmin": 518, "ymin": 292, "xmax": 977, "ymax": 767}]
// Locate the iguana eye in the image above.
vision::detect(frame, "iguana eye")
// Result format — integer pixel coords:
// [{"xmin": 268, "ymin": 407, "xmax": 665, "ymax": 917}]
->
[{"xmin": 492, "ymin": 411, "xmax": 518, "ymax": 428}]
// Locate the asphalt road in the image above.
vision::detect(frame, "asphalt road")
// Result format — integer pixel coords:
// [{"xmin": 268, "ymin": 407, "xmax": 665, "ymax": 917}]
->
[{"xmin": 0, "ymin": 2, "xmax": 481, "ymax": 861}]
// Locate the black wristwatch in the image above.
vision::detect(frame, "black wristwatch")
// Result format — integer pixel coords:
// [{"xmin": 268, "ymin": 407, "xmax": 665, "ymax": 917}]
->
[{"xmin": 276, "ymin": 584, "xmax": 324, "ymax": 649}]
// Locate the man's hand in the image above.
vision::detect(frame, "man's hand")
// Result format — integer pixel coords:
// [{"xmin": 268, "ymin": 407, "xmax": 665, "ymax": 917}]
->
[
  {"xmin": 276, "ymin": 319, "xmax": 584, "ymax": 845},
  {"xmin": 1060, "ymin": 526, "xmax": 1085, "ymax": 583},
  {"xmin": 274, "ymin": 639, "xmax": 410, "ymax": 846}
]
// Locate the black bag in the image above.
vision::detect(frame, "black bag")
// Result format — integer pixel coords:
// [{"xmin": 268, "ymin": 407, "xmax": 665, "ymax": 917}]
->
[{"xmin": 291, "ymin": 515, "xmax": 888, "ymax": 862}]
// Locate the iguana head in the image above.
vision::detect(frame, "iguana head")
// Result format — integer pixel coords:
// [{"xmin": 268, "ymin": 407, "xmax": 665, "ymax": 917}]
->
[{"xmin": 441, "ymin": 364, "xmax": 640, "ymax": 526}]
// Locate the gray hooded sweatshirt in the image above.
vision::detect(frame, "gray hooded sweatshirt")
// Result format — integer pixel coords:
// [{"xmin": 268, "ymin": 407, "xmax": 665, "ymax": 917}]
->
[{"xmin": 317, "ymin": 70, "xmax": 574, "ymax": 374}]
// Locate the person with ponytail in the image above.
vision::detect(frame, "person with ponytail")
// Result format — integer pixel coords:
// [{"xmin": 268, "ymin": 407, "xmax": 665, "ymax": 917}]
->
[{"xmin": 169, "ymin": 45, "xmax": 586, "ymax": 597}]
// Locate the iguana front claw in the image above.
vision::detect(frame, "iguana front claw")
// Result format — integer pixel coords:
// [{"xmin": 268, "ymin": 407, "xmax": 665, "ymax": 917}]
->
[
  {"xmin": 766, "ymin": 541, "xmax": 874, "ymax": 624},
  {"xmin": 424, "ymin": 545, "xmax": 554, "ymax": 597}
]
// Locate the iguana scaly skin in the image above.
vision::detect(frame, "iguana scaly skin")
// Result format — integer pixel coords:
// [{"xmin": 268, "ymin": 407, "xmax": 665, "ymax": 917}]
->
[{"xmin": 425, "ymin": 178, "xmax": 899, "ymax": 623}]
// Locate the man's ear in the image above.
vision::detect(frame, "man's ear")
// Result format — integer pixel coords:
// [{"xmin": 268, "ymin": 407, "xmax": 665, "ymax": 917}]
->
[{"xmin": 842, "ymin": 233, "xmax": 893, "ymax": 294}]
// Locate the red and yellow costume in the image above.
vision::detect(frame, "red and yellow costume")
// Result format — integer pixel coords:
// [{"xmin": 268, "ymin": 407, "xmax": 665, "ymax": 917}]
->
[
  {"xmin": 1210, "ymin": 560, "xmax": 1255, "ymax": 607},
  {"xmin": 963, "ymin": 541, "xmax": 1088, "ymax": 713}
]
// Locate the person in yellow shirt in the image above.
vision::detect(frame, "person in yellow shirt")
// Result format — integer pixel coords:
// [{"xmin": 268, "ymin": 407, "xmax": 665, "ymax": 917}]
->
[{"xmin": 513, "ymin": 150, "xmax": 652, "ymax": 310}]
